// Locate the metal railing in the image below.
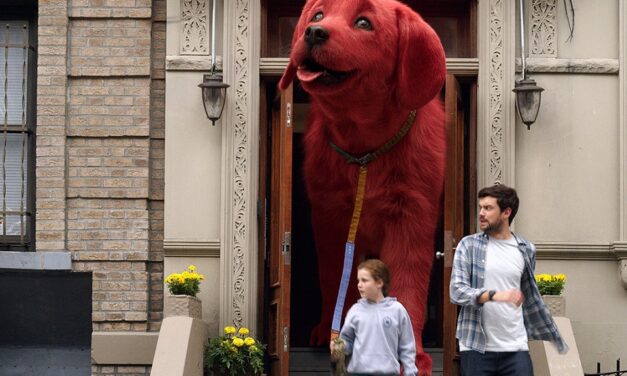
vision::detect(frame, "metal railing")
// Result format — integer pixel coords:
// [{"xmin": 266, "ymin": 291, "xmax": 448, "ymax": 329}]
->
[{"xmin": 585, "ymin": 359, "xmax": 627, "ymax": 376}]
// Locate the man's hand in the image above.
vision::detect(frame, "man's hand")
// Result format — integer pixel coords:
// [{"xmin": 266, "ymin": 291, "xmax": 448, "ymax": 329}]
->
[{"xmin": 494, "ymin": 288, "xmax": 524, "ymax": 306}]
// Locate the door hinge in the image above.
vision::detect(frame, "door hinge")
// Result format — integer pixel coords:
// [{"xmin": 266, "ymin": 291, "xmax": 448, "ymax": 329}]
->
[
  {"xmin": 282, "ymin": 231, "xmax": 291, "ymax": 265},
  {"xmin": 286, "ymin": 102, "xmax": 292, "ymax": 128},
  {"xmin": 283, "ymin": 326, "xmax": 289, "ymax": 352}
]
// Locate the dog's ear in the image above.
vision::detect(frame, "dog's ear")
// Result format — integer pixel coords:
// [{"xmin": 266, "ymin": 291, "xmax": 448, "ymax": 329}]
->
[
  {"xmin": 395, "ymin": 6, "xmax": 446, "ymax": 109},
  {"xmin": 279, "ymin": 1, "xmax": 316, "ymax": 90}
]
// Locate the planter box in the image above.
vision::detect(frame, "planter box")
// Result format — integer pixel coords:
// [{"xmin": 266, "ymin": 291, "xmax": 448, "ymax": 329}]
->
[
  {"xmin": 165, "ymin": 295, "xmax": 202, "ymax": 319},
  {"xmin": 542, "ymin": 295, "xmax": 565, "ymax": 317}
]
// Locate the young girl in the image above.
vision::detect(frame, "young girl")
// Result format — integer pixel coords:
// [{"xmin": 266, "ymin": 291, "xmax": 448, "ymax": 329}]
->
[{"xmin": 330, "ymin": 259, "xmax": 418, "ymax": 376}]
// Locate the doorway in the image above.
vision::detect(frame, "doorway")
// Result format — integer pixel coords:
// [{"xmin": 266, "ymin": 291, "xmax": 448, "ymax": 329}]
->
[
  {"xmin": 259, "ymin": 73, "xmax": 477, "ymax": 375},
  {"xmin": 259, "ymin": 2, "xmax": 478, "ymax": 375}
]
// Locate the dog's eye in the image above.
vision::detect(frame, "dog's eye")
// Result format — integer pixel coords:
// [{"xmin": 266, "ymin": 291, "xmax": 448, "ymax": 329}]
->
[
  {"xmin": 354, "ymin": 17, "xmax": 373, "ymax": 30},
  {"xmin": 311, "ymin": 12, "xmax": 324, "ymax": 22}
]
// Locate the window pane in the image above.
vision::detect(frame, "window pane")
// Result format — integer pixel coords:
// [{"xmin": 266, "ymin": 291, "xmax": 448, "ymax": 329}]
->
[
  {"xmin": 0, "ymin": 132, "xmax": 28, "ymax": 236},
  {"xmin": 0, "ymin": 21, "xmax": 28, "ymax": 126}
]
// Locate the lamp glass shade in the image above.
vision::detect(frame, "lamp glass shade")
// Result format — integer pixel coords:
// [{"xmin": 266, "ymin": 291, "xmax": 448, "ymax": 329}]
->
[
  {"xmin": 199, "ymin": 73, "xmax": 229, "ymax": 125},
  {"xmin": 513, "ymin": 78, "xmax": 544, "ymax": 129}
]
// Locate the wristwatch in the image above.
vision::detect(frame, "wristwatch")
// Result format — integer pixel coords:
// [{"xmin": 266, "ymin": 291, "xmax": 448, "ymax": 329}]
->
[{"xmin": 488, "ymin": 290, "xmax": 496, "ymax": 301}]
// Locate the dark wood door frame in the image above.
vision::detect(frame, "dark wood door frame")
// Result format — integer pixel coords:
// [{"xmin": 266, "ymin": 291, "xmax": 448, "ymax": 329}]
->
[
  {"xmin": 442, "ymin": 73, "xmax": 478, "ymax": 376},
  {"xmin": 260, "ymin": 82, "xmax": 294, "ymax": 376}
]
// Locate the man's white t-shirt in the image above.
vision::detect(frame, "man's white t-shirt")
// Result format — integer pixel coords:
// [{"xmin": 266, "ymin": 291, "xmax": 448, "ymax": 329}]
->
[{"xmin": 460, "ymin": 235, "xmax": 529, "ymax": 352}]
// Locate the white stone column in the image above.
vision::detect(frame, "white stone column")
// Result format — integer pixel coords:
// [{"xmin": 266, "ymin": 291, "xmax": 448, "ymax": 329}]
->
[
  {"xmin": 477, "ymin": 0, "xmax": 517, "ymax": 188},
  {"xmin": 616, "ymin": 0, "xmax": 627, "ymax": 289},
  {"xmin": 220, "ymin": 0, "xmax": 261, "ymax": 333},
  {"xmin": 620, "ymin": 0, "xmax": 627, "ymax": 240}
]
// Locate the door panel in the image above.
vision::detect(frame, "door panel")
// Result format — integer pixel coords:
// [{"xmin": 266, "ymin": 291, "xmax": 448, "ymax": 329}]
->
[
  {"xmin": 267, "ymin": 84, "xmax": 293, "ymax": 376},
  {"xmin": 443, "ymin": 73, "xmax": 465, "ymax": 376}
]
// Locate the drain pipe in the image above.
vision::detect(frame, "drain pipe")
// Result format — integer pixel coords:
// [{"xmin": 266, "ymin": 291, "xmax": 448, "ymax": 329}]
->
[{"xmin": 518, "ymin": 0, "xmax": 526, "ymax": 80}]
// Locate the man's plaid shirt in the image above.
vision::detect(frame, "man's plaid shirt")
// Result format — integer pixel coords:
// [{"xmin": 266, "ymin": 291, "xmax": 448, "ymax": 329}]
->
[{"xmin": 449, "ymin": 232, "xmax": 569, "ymax": 354}]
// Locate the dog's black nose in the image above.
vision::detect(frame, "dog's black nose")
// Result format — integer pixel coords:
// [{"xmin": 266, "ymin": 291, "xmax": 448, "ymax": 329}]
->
[{"xmin": 304, "ymin": 25, "xmax": 329, "ymax": 46}]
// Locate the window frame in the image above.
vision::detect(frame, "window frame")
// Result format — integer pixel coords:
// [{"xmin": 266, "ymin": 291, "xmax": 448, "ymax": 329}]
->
[{"xmin": 1, "ymin": 7, "xmax": 37, "ymax": 252}]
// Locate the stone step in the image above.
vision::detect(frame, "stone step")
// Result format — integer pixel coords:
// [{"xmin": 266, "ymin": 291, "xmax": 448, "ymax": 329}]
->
[{"xmin": 289, "ymin": 347, "xmax": 444, "ymax": 375}]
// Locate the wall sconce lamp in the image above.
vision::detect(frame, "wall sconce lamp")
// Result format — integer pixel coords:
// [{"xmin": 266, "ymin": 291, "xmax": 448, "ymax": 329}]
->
[
  {"xmin": 513, "ymin": 0, "xmax": 544, "ymax": 130},
  {"xmin": 513, "ymin": 78, "xmax": 544, "ymax": 130},
  {"xmin": 198, "ymin": 73, "xmax": 229, "ymax": 126},
  {"xmin": 197, "ymin": 0, "xmax": 228, "ymax": 126}
]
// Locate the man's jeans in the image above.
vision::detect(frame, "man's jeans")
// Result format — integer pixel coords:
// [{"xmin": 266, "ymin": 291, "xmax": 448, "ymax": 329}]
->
[{"xmin": 460, "ymin": 350, "xmax": 534, "ymax": 376}]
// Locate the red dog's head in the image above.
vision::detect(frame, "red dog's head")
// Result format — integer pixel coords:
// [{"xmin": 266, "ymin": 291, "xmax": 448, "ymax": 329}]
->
[{"xmin": 279, "ymin": 0, "xmax": 446, "ymax": 109}]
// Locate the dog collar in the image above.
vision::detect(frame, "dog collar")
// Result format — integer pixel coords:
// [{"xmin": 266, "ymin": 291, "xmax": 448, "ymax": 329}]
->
[{"xmin": 328, "ymin": 110, "xmax": 417, "ymax": 166}]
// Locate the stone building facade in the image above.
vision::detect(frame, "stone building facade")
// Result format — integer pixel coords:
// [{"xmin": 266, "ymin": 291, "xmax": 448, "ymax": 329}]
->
[
  {"xmin": 2, "ymin": 0, "xmax": 627, "ymax": 375},
  {"xmin": 3, "ymin": 0, "xmax": 166, "ymax": 374}
]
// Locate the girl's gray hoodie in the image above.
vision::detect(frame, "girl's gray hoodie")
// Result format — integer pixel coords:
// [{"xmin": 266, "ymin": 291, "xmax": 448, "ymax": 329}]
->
[{"xmin": 340, "ymin": 297, "xmax": 418, "ymax": 376}]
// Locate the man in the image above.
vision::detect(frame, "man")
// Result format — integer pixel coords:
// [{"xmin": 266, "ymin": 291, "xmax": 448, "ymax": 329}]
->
[{"xmin": 450, "ymin": 184, "xmax": 568, "ymax": 376}]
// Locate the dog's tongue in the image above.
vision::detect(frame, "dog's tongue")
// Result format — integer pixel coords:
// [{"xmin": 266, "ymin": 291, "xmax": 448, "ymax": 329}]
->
[{"xmin": 297, "ymin": 67, "xmax": 323, "ymax": 83}]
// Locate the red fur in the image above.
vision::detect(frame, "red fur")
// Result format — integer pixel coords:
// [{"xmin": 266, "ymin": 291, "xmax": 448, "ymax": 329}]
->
[{"xmin": 280, "ymin": 1, "xmax": 446, "ymax": 374}]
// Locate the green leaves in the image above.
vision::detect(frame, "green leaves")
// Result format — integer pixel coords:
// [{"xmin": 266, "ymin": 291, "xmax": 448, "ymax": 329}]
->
[
  {"xmin": 204, "ymin": 326, "xmax": 266, "ymax": 376},
  {"xmin": 535, "ymin": 273, "xmax": 566, "ymax": 295}
]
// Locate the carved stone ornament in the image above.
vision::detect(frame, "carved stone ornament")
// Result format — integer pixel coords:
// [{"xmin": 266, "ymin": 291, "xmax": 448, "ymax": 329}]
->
[
  {"xmin": 165, "ymin": 295, "xmax": 203, "ymax": 320},
  {"xmin": 530, "ymin": 0, "xmax": 557, "ymax": 57},
  {"xmin": 489, "ymin": 0, "xmax": 505, "ymax": 185},
  {"xmin": 227, "ymin": 0, "xmax": 253, "ymax": 329},
  {"xmin": 181, "ymin": 0, "xmax": 210, "ymax": 55},
  {"xmin": 542, "ymin": 295, "xmax": 565, "ymax": 317}
]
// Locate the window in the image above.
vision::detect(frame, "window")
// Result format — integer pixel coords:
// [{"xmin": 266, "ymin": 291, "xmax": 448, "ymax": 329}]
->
[{"xmin": 1, "ymin": 19, "xmax": 36, "ymax": 251}]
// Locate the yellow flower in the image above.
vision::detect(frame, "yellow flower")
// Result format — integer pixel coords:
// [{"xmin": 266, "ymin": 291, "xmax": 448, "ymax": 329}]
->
[
  {"xmin": 233, "ymin": 337, "xmax": 245, "ymax": 347},
  {"xmin": 178, "ymin": 276, "xmax": 185, "ymax": 284},
  {"xmin": 244, "ymin": 337, "xmax": 255, "ymax": 346},
  {"xmin": 250, "ymin": 345, "xmax": 258, "ymax": 352},
  {"xmin": 238, "ymin": 327, "xmax": 250, "ymax": 335},
  {"xmin": 188, "ymin": 265, "xmax": 196, "ymax": 271},
  {"xmin": 556, "ymin": 273, "xmax": 566, "ymax": 281},
  {"xmin": 224, "ymin": 326, "xmax": 236, "ymax": 335}
]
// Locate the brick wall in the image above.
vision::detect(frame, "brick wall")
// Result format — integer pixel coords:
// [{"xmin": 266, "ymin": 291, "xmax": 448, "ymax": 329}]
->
[
  {"xmin": 148, "ymin": 0, "xmax": 166, "ymax": 335},
  {"xmin": 36, "ymin": 0, "xmax": 165, "ymax": 373}
]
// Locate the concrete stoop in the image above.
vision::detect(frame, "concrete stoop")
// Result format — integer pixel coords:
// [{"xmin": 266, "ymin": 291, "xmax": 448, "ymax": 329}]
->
[
  {"xmin": 529, "ymin": 317, "xmax": 584, "ymax": 376},
  {"xmin": 288, "ymin": 347, "xmax": 444, "ymax": 375},
  {"xmin": 150, "ymin": 316, "xmax": 209, "ymax": 376}
]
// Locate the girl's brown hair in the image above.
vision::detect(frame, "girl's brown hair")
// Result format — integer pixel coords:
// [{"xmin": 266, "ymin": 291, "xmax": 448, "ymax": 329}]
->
[{"xmin": 357, "ymin": 259, "xmax": 390, "ymax": 297}]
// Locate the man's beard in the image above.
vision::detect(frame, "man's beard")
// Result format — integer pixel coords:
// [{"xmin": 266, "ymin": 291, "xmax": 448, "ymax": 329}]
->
[{"xmin": 481, "ymin": 217, "xmax": 504, "ymax": 235}]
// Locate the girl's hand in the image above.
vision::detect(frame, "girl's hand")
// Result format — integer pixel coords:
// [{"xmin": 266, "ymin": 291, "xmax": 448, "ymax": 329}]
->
[
  {"xmin": 329, "ymin": 338, "xmax": 343, "ymax": 352},
  {"xmin": 330, "ymin": 338, "xmax": 346, "ymax": 363}
]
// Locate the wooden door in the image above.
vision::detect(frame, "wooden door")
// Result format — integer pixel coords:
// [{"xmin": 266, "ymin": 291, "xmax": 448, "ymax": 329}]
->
[
  {"xmin": 267, "ymin": 84, "xmax": 293, "ymax": 376},
  {"xmin": 442, "ymin": 73, "xmax": 466, "ymax": 376}
]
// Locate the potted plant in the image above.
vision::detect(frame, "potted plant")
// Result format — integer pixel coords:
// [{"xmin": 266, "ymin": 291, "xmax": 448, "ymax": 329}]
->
[
  {"xmin": 164, "ymin": 265, "xmax": 205, "ymax": 319},
  {"xmin": 204, "ymin": 326, "xmax": 266, "ymax": 376},
  {"xmin": 535, "ymin": 273, "xmax": 566, "ymax": 317}
]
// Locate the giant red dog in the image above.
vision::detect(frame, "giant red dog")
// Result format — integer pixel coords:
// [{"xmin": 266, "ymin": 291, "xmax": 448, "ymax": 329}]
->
[{"xmin": 280, "ymin": 0, "xmax": 446, "ymax": 374}]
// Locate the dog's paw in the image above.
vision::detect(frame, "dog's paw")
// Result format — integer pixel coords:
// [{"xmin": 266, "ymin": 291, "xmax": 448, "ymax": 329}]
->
[{"xmin": 416, "ymin": 351, "xmax": 433, "ymax": 376}]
